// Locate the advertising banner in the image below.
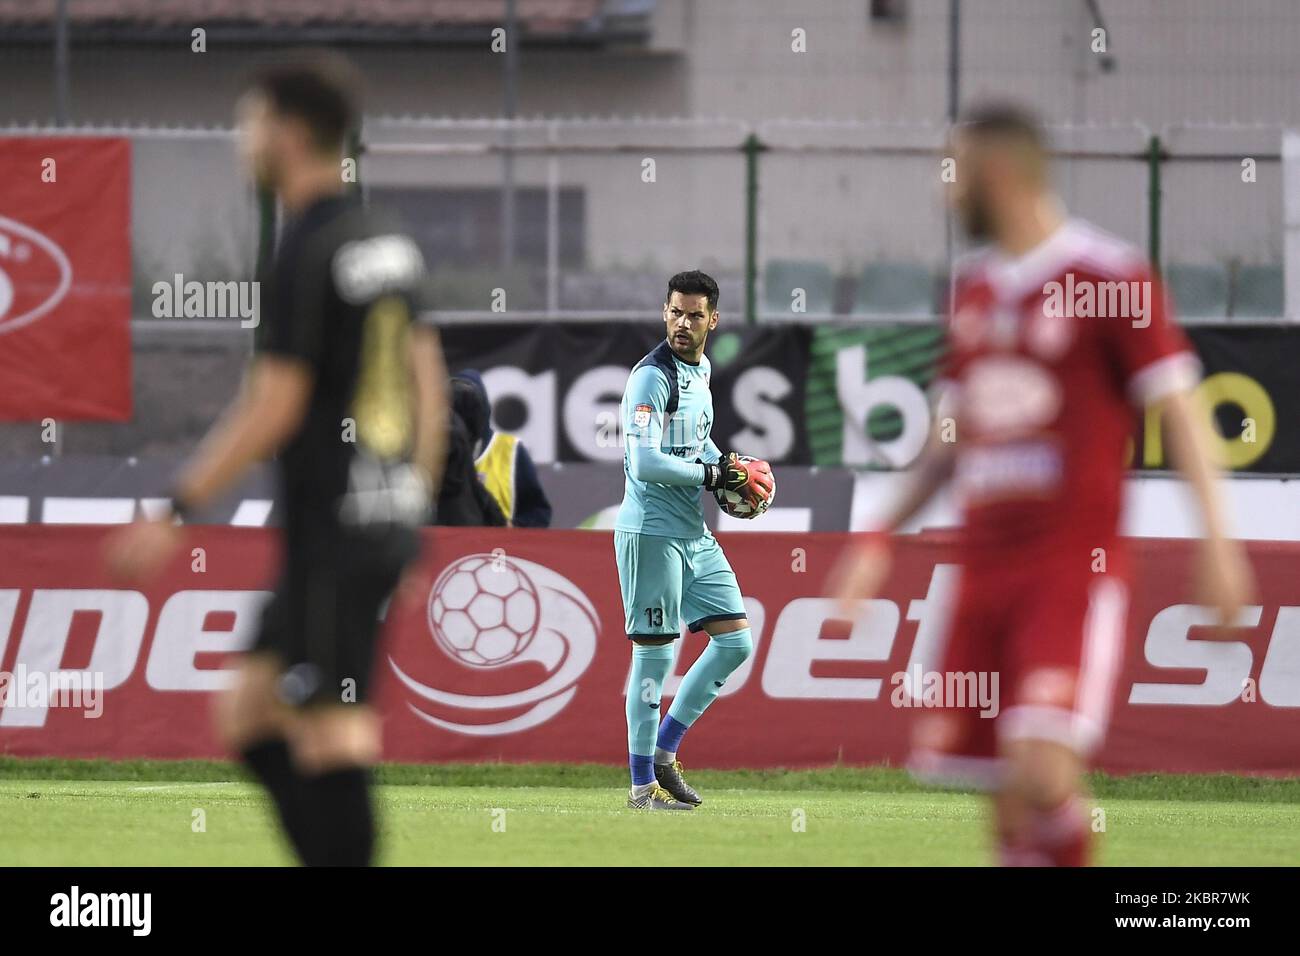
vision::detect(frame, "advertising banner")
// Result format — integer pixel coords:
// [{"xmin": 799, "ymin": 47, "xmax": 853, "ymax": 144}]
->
[
  {"xmin": 440, "ymin": 322, "xmax": 812, "ymax": 465},
  {"xmin": 440, "ymin": 322, "xmax": 1299, "ymax": 472},
  {"xmin": 2, "ymin": 526, "xmax": 1297, "ymax": 776},
  {"xmin": 1130, "ymin": 325, "xmax": 1300, "ymax": 473},
  {"xmin": 0, "ymin": 138, "xmax": 132, "ymax": 421}
]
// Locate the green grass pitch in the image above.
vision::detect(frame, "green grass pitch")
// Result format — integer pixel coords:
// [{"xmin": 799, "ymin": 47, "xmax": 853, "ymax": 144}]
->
[{"xmin": 1, "ymin": 759, "xmax": 1298, "ymax": 866}]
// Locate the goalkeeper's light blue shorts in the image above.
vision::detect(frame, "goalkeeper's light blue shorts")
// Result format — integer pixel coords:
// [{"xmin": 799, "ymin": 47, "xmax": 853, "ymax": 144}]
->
[{"xmin": 614, "ymin": 530, "xmax": 746, "ymax": 639}]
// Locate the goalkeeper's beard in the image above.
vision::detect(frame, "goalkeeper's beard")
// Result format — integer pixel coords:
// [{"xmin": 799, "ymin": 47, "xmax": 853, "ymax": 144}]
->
[{"xmin": 671, "ymin": 328, "xmax": 706, "ymax": 359}]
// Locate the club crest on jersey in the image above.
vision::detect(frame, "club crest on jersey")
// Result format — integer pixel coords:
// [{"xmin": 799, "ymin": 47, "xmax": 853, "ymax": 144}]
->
[{"xmin": 633, "ymin": 404, "xmax": 653, "ymax": 428}]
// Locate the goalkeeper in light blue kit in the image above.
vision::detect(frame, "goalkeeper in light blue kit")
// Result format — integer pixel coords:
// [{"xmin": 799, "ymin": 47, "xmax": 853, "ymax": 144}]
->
[{"xmin": 615, "ymin": 270, "xmax": 775, "ymax": 811}]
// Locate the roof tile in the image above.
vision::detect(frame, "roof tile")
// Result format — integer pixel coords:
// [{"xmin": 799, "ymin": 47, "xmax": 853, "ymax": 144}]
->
[{"xmin": 0, "ymin": 1, "xmax": 605, "ymax": 33}]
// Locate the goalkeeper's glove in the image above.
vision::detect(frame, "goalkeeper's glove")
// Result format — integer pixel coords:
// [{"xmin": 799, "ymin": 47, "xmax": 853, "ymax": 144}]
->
[{"xmin": 702, "ymin": 452, "xmax": 773, "ymax": 507}]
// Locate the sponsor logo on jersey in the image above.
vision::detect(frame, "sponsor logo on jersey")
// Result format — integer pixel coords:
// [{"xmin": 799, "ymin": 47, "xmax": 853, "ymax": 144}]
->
[{"xmin": 956, "ymin": 440, "xmax": 1063, "ymax": 500}]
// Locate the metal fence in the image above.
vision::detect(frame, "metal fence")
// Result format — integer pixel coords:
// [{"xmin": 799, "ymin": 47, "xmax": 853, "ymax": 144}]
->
[
  {"xmin": 0, "ymin": 118, "xmax": 1291, "ymax": 325},
  {"xmin": 358, "ymin": 116, "xmax": 1291, "ymax": 324},
  {"xmin": 0, "ymin": 118, "xmax": 1293, "ymax": 462}
]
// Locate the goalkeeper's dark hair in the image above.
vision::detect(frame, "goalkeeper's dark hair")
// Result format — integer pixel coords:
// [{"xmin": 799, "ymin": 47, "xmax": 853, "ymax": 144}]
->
[
  {"xmin": 244, "ymin": 52, "xmax": 362, "ymax": 154},
  {"xmin": 666, "ymin": 270, "xmax": 720, "ymax": 313}
]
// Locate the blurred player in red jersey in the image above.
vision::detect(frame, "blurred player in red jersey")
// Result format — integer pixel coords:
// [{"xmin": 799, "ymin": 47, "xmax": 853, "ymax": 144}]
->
[{"xmin": 828, "ymin": 104, "xmax": 1255, "ymax": 866}]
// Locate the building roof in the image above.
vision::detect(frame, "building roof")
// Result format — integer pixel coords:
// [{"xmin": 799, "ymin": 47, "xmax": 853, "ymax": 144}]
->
[{"xmin": 0, "ymin": 0, "xmax": 649, "ymax": 44}]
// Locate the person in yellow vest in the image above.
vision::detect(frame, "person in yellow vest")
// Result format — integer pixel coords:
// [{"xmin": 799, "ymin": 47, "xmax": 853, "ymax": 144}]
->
[{"xmin": 451, "ymin": 370, "xmax": 553, "ymax": 528}]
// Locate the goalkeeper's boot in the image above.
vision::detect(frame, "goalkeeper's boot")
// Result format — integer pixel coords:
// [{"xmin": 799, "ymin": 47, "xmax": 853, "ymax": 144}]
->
[
  {"xmin": 654, "ymin": 759, "xmax": 702, "ymax": 806},
  {"xmin": 626, "ymin": 784, "xmax": 694, "ymax": 811}
]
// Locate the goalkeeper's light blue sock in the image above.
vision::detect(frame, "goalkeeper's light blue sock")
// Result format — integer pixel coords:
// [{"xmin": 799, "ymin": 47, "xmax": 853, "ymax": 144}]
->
[
  {"xmin": 627, "ymin": 642, "xmax": 674, "ymax": 787},
  {"xmin": 659, "ymin": 627, "xmax": 753, "ymax": 757}
]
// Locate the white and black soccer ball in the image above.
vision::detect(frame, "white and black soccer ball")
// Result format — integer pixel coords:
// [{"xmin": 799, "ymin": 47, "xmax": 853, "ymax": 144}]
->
[
  {"xmin": 713, "ymin": 455, "xmax": 776, "ymax": 519},
  {"xmin": 428, "ymin": 554, "xmax": 540, "ymax": 667}
]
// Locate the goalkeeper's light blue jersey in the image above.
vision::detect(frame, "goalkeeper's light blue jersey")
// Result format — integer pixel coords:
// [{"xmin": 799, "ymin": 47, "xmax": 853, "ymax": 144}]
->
[{"xmin": 615, "ymin": 339, "xmax": 722, "ymax": 538}]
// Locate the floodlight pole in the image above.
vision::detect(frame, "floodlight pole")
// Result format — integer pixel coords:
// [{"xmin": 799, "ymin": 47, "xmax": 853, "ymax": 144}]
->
[
  {"xmin": 947, "ymin": 0, "xmax": 960, "ymax": 124},
  {"xmin": 501, "ymin": 0, "xmax": 519, "ymax": 270},
  {"xmin": 1147, "ymin": 135, "xmax": 1162, "ymax": 273},
  {"xmin": 944, "ymin": 0, "xmax": 960, "ymax": 314},
  {"xmin": 54, "ymin": 0, "xmax": 70, "ymax": 125},
  {"xmin": 743, "ymin": 134, "xmax": 763, "ymax": 326}
]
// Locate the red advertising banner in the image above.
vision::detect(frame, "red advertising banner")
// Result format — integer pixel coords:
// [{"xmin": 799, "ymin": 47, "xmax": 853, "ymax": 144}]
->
[
  {"xmin": 0, "ymin": 526, "xmax": 1297, "ymax": 775},
  {"xmin": 0, "ymin": 138, "xmax": 132, "ymax": 421}
]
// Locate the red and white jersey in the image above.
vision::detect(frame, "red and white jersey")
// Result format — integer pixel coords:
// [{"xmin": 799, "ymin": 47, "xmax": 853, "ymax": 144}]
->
[{"xmin": 940, "ymin": 219, "xmax": 1200, "ymax": 562}]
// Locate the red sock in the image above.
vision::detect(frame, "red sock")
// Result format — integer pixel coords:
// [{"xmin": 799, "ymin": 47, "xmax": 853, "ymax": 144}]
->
[
  {"xmin": 998, "ymin": 839, "xmax": 1053, "ymax": 867},
  {"xmin": 995, "ymin": 817, "xmax": 1052, "ymax": 867},
  {"xmin": 1032, "ymin": 796, "xmax": 1092, "ymax": 867}
]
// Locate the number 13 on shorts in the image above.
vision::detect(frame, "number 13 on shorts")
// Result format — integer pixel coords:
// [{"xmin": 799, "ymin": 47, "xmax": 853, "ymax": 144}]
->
[{"xmin": 614, "ymin": 529, "xmax": 745, "ymax": 640}]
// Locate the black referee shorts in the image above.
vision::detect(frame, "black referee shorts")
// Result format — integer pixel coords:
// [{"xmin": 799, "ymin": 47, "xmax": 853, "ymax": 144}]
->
[{"xmin": 251, "ymin": 526, "xmax": 421, "ymax": 707}]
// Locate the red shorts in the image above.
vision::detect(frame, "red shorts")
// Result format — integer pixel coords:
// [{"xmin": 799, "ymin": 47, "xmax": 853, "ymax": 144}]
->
[{"xmin": 908, "ymin": 560, "xmax": 1130, "ymax": 790}]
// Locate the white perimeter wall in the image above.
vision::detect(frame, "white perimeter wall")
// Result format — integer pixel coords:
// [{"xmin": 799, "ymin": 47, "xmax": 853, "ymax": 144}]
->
[{"xmin": 850, "ymin": 474, "xmax": 1300, "ymax": 541}]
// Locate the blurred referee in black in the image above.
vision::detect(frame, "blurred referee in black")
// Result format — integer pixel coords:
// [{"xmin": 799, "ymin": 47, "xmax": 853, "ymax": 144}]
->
[{"xmin": 107, "ymin": 54, "xmax": 449, "ymax": 866}]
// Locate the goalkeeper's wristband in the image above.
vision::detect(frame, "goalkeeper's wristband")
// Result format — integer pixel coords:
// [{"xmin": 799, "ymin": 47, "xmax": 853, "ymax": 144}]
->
[{"xmin": 701, "ymin": 462, "xmax": 722, "ymax": 491}]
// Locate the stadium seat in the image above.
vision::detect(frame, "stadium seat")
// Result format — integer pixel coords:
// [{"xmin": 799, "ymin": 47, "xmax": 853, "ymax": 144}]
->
[
  {"xmin": 851, "ymin": 262, "xmax": 936, "ymax": 318},
  {"xmin": 762, "ymin": 259, "xmax": 835, "ymax": 318},
  {"xmin": 1163, "ymin": 263, "xmax": 1229, "ymax": 319},
  {"xmin": 1231, "ymin": 264, "xmax": 1285, "ymax": 319}
]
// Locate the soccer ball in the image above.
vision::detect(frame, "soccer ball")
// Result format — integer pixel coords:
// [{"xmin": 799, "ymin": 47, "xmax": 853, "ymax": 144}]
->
[
  {"xmin": 713, "ymin": 456, "xmax": 776, "ymax": 519},
  {"xmin": 427, "ymin": 554, "xmax": 540, "ymax": 667}
]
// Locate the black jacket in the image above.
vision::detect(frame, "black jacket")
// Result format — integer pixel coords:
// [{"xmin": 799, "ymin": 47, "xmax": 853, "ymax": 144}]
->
[
  {"xmin": 452, "ymin": 369, "xmax": 553, "ymax": 528},
  {"xmin": 434, "ymin": 412, "xmax": 508, "ymax": 527}
]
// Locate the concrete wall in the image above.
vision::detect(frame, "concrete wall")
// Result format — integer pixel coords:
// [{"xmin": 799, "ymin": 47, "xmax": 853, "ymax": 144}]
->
[
  {"xmin": 6, "ymin": 1, "xmax": 1300, "ymax": 127},
  {"xmin": 1, "ymin": 0, "xmax": 1295, "ymax": 298}
]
